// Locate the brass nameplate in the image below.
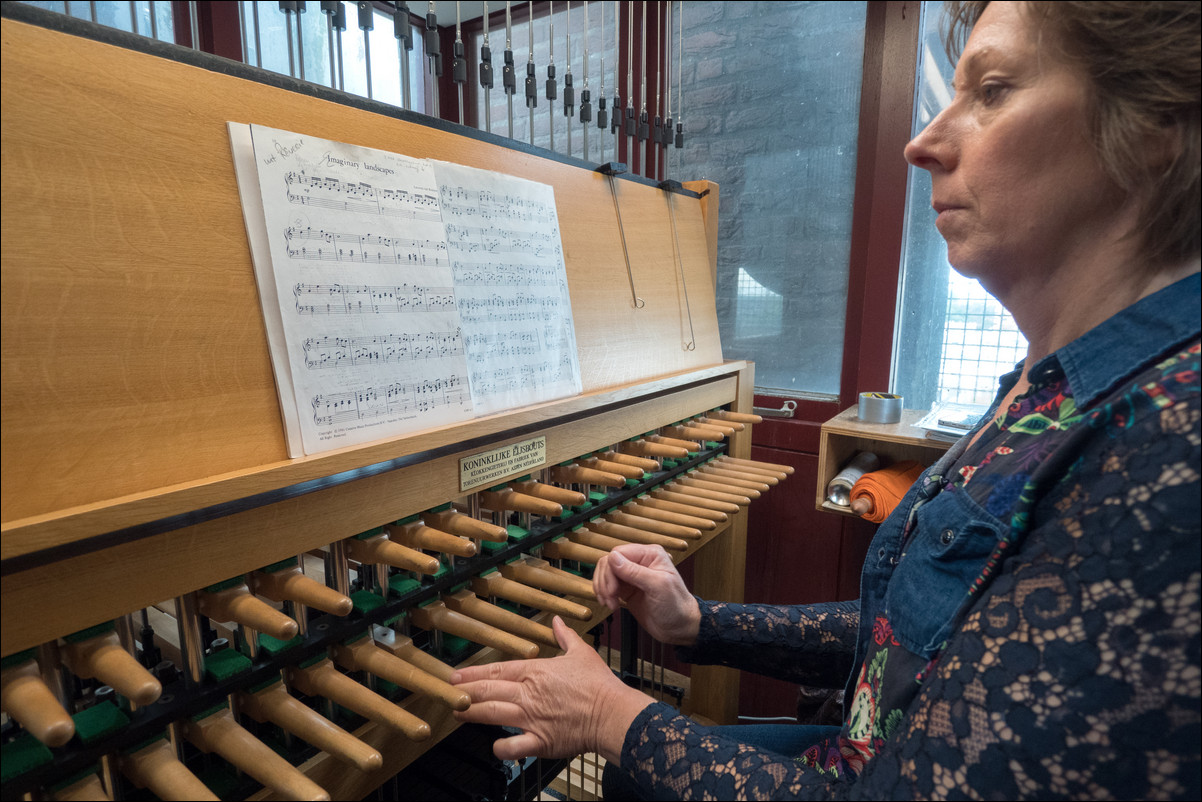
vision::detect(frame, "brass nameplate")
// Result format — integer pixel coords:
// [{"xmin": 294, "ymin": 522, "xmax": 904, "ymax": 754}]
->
[{"xmin": 459, "ymin": 436, "xmax": 547, "ymax": 492}]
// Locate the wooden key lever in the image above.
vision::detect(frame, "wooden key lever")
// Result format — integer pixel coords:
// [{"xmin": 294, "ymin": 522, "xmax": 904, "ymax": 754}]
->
[
  {"xmin": 251, "ymin": 558, "xmax": 353, "ymax": 616},
  {"xmin": 373, "ymin": 629, "xmax": 458, "ymax": 683},
  {"xmin": 698, "ymin": 464, "xmax": 779, "ymax": 486},
  {"xmin": 61, "ymin": 623, "xmax": 161, "ymax": 706},
  {"xmin": 541, "ymin": 536, "xmax": 609, "ymax": 565},
  {"xmin": 716, "ymin": 455, "xmax": 794, "ymax": 477},
  {"xmin": 345, "ymin": 529, "xmax": 440, "ymax": 575},
  {"xmin": 650, "ymin": 487, "xmax": 741, "ymax": 514},
  {"xmin": 444, "ymin": 589, "xmax": 559, "ymax": 648},
  {"xmin": 478, "ymin": 486, "xmax": 563, "ymax": 518},
  {"xmin": 1, "ymin": 653, "xmax": 75, "ymax": 746},
  {"xmin": 421, "ymin": 505, "xmax": 509, "ymax": 542},
  {"xmin": 499, "ymin": 557, "xmax": 598, "ymax": 600},
  {"xmin": 183, "ymin": 707, "xmax": 329, "ymax": 800},
  {"xmin": 409, "ymin": 600, "xmax": 541, "ymax": 659},
  {"xmin": 577, "ymin": 455, "xmax": 646, "ymax": 479},
  {"xmin": 618, "ymin": 438, "xmax": 688, "ymax": 460},
  {"xmin": 662, "ymin": 423, "xmax": 727, "ymax": 442},
  {"xmin": 705, "ymin": 409, "xmax": 763, "ymax": 425},
  {"xmin": 693, "ymin": 467, "xmax": 773, "ymax": 492},
  {"xmin": 510, "ymin": 477, "xmax": 587, "ymax": 507},
  {"xmin": 619, "ymin": 500, "xmax": 718, "ymax": 530},
  {"xmin": 389, "ymin": 516, "xmax": 476, "ymax": 558},
  {"xmin": 678, "ymin": 473, "xmax": 761, "ymax": 500},
  {"xmin": 635, "ymin": 495, "xmax": 728, "ymax": 522},
  {"xmin": 550, "ymin": 463, "xmax": 627, "ymax": 487},
  {"xmin": 119, "ymin": 737, "xmax": 219, "ymax": 801},
  {"xmin": 286, "ymin": 656, "xmax": 430, "ymax": 741},
  {"xmin": 196, "ymin": 578, "xmax": 298, "ymax": 641},
  {"xmin": 584, "ymin": 519, "xmax": 690, "ymax": 552},
  {"xmin": 471, "ymin": 570, "xmax": 593, "ymax": 621},
  {"xmin": 605, "ymin": 510, "xmax": 703, "ymax": 540},
  {"xmin": 332, "ymin": 636, "xmax": 470, "ymax": 711},
  {"xmin": 238, "ymin": 681, "xmax": 383, "ymax": 772}
]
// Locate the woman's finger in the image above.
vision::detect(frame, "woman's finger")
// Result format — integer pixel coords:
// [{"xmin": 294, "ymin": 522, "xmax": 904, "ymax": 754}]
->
[
  {"xmin": 451, "ymin": 658, "xmax": 527, "ymax": 685},
  {"xmin": 453, "ymin": 698, "xmax": 527, "ymax": 728},
  {"xmin": 492, "ymin": 730, "xmax": 546, "ymax": 761}
]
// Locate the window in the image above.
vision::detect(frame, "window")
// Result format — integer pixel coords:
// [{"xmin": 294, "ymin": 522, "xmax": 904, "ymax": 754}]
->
[
  {"xmin": 892, "ymin": 0, "xmax": 1026, "ymax": 409},
  {"xmin": 680, "ymin": 1, "xmax": 868, "ymax": 399},
  {"xmin": 20, "ymin": 0, "xmax": 174, "ymax": 42}
]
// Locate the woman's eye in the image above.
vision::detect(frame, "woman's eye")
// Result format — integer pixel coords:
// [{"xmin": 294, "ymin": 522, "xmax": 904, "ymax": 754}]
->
[{"xmin": 980, "ymin": 83, "xmax": 1006, "ymax": 105}]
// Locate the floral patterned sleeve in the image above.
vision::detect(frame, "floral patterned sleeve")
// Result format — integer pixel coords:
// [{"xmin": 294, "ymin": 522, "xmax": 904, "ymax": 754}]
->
[
  {"xmin": 676, "ymin": 600, "xmax": 860, "ymax": 689},
  {"xmin": 620, "ymin": 360, "xmax": 1201, "ymax": 800}
]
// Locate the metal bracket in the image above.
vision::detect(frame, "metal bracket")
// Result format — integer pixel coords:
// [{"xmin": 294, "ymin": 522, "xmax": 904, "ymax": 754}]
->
[{"xmin": 751, "ymin": 399, "xmax": 797, "ymax": 418}]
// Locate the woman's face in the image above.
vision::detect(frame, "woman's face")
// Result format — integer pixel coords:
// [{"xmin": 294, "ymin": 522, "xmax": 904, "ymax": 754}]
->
[{"xmin": 904, "ymin": 2, "xmax": 1122, "ymax": 290}]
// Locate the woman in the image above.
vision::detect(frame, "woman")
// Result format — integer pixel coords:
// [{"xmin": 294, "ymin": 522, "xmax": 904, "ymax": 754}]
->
[{"xmin": 452, "ymin": 2, "xmax": 1201, "ymax": 798}]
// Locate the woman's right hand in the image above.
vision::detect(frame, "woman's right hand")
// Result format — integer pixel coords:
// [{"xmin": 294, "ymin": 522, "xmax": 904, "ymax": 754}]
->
[{"xmin": 592, "ymin": 544, "xmax": 701, "ymax": 647}]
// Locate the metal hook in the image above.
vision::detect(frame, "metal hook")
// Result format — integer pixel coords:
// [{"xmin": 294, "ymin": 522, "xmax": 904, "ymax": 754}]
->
[{"xmin": 599, "ymin": 164, "xmax": 644, "ymax": 308}]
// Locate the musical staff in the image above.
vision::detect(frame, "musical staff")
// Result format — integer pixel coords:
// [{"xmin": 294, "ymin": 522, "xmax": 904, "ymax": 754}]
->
[
  {"xmin": 303, "ymin": 330, "xmax": 464, "ymax": 369},
  {"xmin": 312, "ymin": 374, "xmax": 469, "ymax": 425},
  {"xmin": 284, "ymin": 226, "xmax": 448, "ymax": 266},
  {"xmin": 285, "ymin": 171, "xmax": 442, "ymax": 221},
  {"xmin": 293, "ymin": 283, "xmax": 457, "ymax": 315}
]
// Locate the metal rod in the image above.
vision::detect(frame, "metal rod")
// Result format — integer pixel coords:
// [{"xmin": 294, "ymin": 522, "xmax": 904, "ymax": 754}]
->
[
  {"xmin": 253, "ymin": 0, "xmax": 264, "ymax": 68},
  {"xmin": 664, "ymin": 0, "xmax": 672, "ymax": 179},
  {"xmin": 613, "ymin": 0, "xmax": 620, "ymax": 160},
  {"xmin": 456, "ymin": 2, "xmax": 465, "ymax": 121},
  {"xmin": 481, "ymin": 1, "xmax": 493, "ymax": 131},
  {"xmin": 427, "ymin": 2, "xmax": 440, "ymax": 117},
  {"xmin": 189, "ymin": 0, "xmax": 199, "ymax": 49},
  {"xmin": 324, "ymin": 2, "xmax": 337, "ymax": 88},
  {"xmin": 358, "ymin": 1, "xmax": 374, "ymax": 99},
  {"xmin": 666, "ymin": 190, "xmax": 696, "ymax": 350},
  {"xmin": 174, "ymin": 593, "xmax": 205, "ymax": 686},
  {"xmin": 527, "ymin": 0, "xmax": 535, "ymax": 145},
  {"xmin": 150, "ymin": 0, "xmax": 159, "ymax": 41},
  {"xmin": 625, "ymin": 0, "xmax": 634, "ymax": 167},
  {"xmin": 547, "ymin": 1, "xmax": 555, "ymax": 151},
  {"xmin": 296, "ymin": 1, "xmax": 307, "ymax": 82},
  {"xmin": 282, "ymin": 3, "xmax": 297, "ymax": 77},
  {"xmin": 676, "ymin": 0, "xmax": 684, "ymax": 154},
  {"xmin": 608, "ymin": 175, "xmax": 644, "ymax": 308},
  {"xmin": 639, "ymin": 0, "xmax": 648, "ymax": 176},
  {"xmin": 394, "ymin": 2, "xmax": 412, "ymax": 109},
  {"xmin": 129, "ymin": 0, "xmax": 138, "ymax": 35},
  {"xmin": 505, "ymin": 2, "xmax": 515, "ymax": 139},
  {"xmin": 597, "ymin": 0, "xmax": 607, "ymax": 159},
  {"xmin": 564, "ymin": 1, "xmax": 572, "ymax": 157},
  {"xmin": 653, "ymin": 0, "xmax": 662, "ymax": 179},
  {"xmin": 581, "ymin": 0, "xmax": 590, "ymax": 161}
]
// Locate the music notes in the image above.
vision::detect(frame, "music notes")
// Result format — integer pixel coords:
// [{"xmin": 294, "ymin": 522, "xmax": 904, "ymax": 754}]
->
[
  {"xmin": 434, "ymin": 160, "xmax": 581, "ymax": 416},
  {"xmin": 231, "ymin": 123, "xmax": 580, "ymax": 456}
]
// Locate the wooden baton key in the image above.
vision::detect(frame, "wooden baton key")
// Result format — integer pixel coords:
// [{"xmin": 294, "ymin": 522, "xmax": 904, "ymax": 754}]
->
[
  {"xmin": 182, "ymin": 707, "xmax": 329, "ymax": 800},
  {"xmin": 444, "ymin": 589, "xmax": 559, "ymax": 648},
  {"xmin": 635, "ymin": 495, "xmax": 728, "ymax": 522},
  {"xmin": 409, "ymin": 600, "xmax": 540, "ymax": 659},
  {"xmin": 693, "ymin": 468, "xmax": 772, "ymax": 492},
  {"xmin": 645, "ymin": 433, "xmax": 701, "ymax": 452},
  {"xmin": 584, "ymin": 519, "xmax": 690, "ymax": 552},
  {"xmin": 617, "ymin": 438, "xmax": 688, "ymax": 460},
  {"xmin": 251, "ymin": 559, "xmax": 353, "ymax": 616},
  {"xmin": 679, "ymin": 473, "xmax": 762, "ymax": 499},
  {"xmin": 499, "ymin": 557, "xmax": 598, "ymax": 600},
  {"xmin": 705, "ymin": 409, "xmax": 764, "ymax": 425},
  {"xmin": 604, "ymin": 510, "xmax": 703, "ymax": 540},
  {"xmin": 471, "ymin": 571, "xmax": 593, "ymax": 621},
  {"xmin": 668, "ymin": 478, "xmax": 754, "ymax": 504},
  {"xmin": 0, "ymin": 655, "xmax": 75, "ymax": 747},
  {"xmin": 238, "ymin": 681, "xmax": 383, "ymax": 772},
  {"xmin": 286, "ymin": 657, "xmax": 430, "ymax": 741},
  {"xmin": 650, "ymin": 487, "xmax": 741, "ymax": 514},
  {"xmin": 698, "ymin": 464, "xmax": 779, "ymax": 486},
  {"xmin": 49, "ymin": 772, "xmax": 110, "ymax": 801},
  {"xmin": 345, "ymin": 531, "xmax": 440, "ymax": 575},
  {"xmin": 333, "ymin": 635, "xmax": 470, "ymax": 711},
  {"xmin": 389, "ymin": 518, "xmax": 477, "ymax": 558},
  {"xmin": 550, "ymin": 463, "xmax": 627, "ymax": 487},
  {"xmin": 541, "ymin": 536, "xmax": 609, "ymax": 565},
  {"xmin": 510, "ymin": 478, "xmax": 587, "ymax": 507},
  {"xmin": 697, "ymin": 414, "xmax": 745, "ymax": 431},
  {"xmin": 618, "ymin": 501, "xmax": 717, "ymax": 530},
  {"xmin": 196, "ymin": 580, "xmax": 298, "ymax": 642},
  {"xmin": 568, "ymin": 527, "xmax": 630, "ymax": 552},
  {"xmin": 119, "ymin": 738, "xmax": 219, "ymax": 801},
  {"xmin": 716, "ymin": 455, "xmax": 794, "ymax": 476},
  {"xmin": 662, "ymin": 423, "xmax": 726, "ymax": 442},
  {"xmin": 61, "ymin": 626, "xmax": 161, "ymax": 706},
  {"xmin": 375, "ymin": 631, "xmax": 457, "ymax": 683},
  {"xmin": 597, "ymin": 451, "xmax": 661, "ymax": 472},
  {"xmin": 478, "ymin": 487, "xmax": 563, "ymax": 518},
  {"xmin": 422, "ymin": 506, "xmax": 509, "ymax": 542},
  {"xmin": 577, "ymin": 455, "xmax": 646, "ymax": 479}
]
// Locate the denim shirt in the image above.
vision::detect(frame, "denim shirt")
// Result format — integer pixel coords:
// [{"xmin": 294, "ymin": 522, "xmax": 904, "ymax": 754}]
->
[{"xmin": 845, "ymin": 270, "xmax": 1202, "ymax": 705}]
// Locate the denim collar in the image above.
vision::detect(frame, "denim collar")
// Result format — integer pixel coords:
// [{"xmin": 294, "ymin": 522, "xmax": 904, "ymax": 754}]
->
[{"xmin": 997, "ymin": 272, "xmax": 1200, "ymax": 407}]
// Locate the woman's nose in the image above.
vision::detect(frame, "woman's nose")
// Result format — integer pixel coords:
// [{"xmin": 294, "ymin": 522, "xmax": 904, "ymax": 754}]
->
[{"xmin": 904, "ymin": 110, "xmax": 954, "ymax": 172}]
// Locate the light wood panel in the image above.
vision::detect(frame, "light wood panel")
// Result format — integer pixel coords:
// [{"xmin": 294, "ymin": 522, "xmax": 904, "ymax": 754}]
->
[{"xmin": 1, "ymin": 17, "xmax": 721, "ymax": 527}]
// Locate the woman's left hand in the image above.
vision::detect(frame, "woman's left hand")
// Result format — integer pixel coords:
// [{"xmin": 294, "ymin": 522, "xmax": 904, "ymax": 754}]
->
[{"xmin": 450, "ymin": 616, "xmax": 654, "ymax": 762}]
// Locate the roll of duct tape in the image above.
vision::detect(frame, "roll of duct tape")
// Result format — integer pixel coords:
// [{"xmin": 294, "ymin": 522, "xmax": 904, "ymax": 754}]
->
[{"xmin": 858, "ymin": 392, "xmax": 903, "ymax": 424}]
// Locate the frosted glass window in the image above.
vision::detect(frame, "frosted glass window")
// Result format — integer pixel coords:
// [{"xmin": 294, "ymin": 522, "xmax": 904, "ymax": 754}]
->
[
  {"xmin": 681, "ymin": 1, "xmax": 867, "ymax": 399},
  {"xmin": 892, "ymin": 1, "xmax": 1025, "ymax": 409}
]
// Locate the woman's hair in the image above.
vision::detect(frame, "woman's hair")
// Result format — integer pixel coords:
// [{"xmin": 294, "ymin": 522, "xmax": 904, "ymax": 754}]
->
[{"xmin": 943, "ymin": 1, "xmax": 1201, "ymax": 267}]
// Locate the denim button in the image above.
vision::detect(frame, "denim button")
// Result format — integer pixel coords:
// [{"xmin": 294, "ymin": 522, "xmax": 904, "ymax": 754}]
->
[{"xmin": 940, "ymin": 528, "xmax": 955, "ymax": 545}]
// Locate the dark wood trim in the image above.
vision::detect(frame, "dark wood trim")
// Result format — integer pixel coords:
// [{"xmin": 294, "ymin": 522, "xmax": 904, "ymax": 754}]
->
[{"xmin": 839, "ymin": 0, "xmax": 921, "ymax": 410}]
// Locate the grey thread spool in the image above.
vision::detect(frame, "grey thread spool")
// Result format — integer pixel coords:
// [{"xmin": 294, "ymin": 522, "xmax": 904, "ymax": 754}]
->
[{"xmin": 827, "ymin": 451, "xmax": 880, "ymax": 506}]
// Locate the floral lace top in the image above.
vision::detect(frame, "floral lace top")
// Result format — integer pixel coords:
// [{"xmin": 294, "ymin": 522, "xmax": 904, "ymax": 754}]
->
[{"xmin": 618, "ymin": 275, "xmax": 1201, "ymax": 800}]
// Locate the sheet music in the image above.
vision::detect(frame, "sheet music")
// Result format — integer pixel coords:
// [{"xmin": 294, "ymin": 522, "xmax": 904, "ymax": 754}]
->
[
  {"xmin": 230, "ymin": 124, "xmax": 582, "ymax": 456},
  {"xmin": 233, "ymin": 123, "xmax": 474, "ymax": 454},
  {"xmin": 433, "ymin": 161, "xmax": 582, "ymax": 416}
]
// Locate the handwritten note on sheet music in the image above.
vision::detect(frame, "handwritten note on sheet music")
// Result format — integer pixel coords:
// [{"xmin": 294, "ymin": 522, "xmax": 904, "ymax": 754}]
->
[
  {"xmin": 230, "ymin": 123, "xmax": 581, "ymax": 456},
  {"xmin": 433, "ymin": 161, "xmax": 581, "ymax": 416}
]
